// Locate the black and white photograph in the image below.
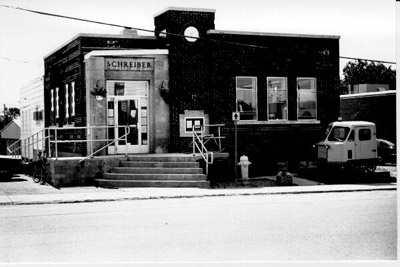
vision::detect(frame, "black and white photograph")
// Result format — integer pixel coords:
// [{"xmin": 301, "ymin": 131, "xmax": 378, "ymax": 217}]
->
[{"xmin": 0, "ymin": 0, "xmax": 397, "ymax": 265}]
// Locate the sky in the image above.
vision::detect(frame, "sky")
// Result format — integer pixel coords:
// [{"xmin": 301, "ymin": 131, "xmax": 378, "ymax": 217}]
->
[{"xmin": 0, "ymin": 0, "xmax": 396, "ymax": 108}]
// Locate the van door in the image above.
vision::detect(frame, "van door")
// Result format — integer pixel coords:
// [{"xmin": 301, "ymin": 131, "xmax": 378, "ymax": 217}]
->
[{"xmin": 355, "ymin": 126, "xmax": 377, "ymax": 160}]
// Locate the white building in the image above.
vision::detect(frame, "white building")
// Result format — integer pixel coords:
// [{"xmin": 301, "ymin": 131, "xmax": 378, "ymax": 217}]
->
[{"xmin": 19, "ymin": 76, "xmax": 44, "ymax": 160}]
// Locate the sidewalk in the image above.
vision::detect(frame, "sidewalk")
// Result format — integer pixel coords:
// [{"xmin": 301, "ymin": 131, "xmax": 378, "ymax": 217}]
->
[{"xmin": 0, "ymin": 174, "xmax": 396, "ymax": 206}]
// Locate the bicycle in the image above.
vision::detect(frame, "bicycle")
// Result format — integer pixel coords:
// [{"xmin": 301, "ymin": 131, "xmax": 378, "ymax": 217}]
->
[
  {"xmin": 180, "ymin": 133, "xmax": 226, "ymax": 154},
  {"xmin": 32, "ymin": 152, "xmax": 48, "ymax": 185}
]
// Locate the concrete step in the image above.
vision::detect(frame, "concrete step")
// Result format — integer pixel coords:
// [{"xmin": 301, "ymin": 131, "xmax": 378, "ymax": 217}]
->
[
  {"xmin": 126, "ymin": 156, "xmax": 197, "ymax": 162},
  {"xmin": 103, "ymin": 173, "xmax": 207, "ymax": 181},
  {"xmin": 120, "ymin": 161, "xmax": 200, "ymax": 168},
  {"xmin": 95, "ymin": 179, "xmax": 210, "ymax": 188},
  {"xmin": 111, "ymin": 167, "xmax": 203, "ymax": 174}
]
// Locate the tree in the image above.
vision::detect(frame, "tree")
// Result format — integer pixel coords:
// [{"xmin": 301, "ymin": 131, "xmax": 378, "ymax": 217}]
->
[
  {"xmin": 0, "ymin": 107, "xmax": 20, "ymax": 130},
  {"xmin": 340, "ymin": 60, "xmax": 396, "ymax": 94}
]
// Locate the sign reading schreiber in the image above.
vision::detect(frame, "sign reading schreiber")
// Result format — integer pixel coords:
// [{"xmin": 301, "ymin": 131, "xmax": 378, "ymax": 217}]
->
[{"xmin": 105, "ymin": 58, "xmax": 154, "ymax": 71}]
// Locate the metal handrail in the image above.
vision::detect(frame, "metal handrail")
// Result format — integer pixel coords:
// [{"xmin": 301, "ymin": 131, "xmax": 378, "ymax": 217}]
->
[
  {"xmin": 192, "ymin": 129, "xmax": 213, "ymax": 176},
  {"xmin": 190, "ymin": 124, "xmax": 225, "ymax": 175},
  {"xmin": 78, "ymin": 126, "xmax": 130, "ymax": 163},
  {"xmin": 46, "ymin": 125, "xmax": 130, "ymax": 159},
  {"xmin": 7, "ymin": 129, "xmax": 48, "ymax": 161},
  {"xmin": 7, "ymin": 125, "xmax": 131, "ymax": 162}
]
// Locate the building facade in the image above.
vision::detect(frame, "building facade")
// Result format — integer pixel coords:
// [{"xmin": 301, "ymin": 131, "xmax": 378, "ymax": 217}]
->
[
  {"xmin": 19, "ymin": 76, "xmax": 45, "ymax": 160},
  {"xmin": 43, "ymin": 7, "xmax": 340, "ymax": 176}
]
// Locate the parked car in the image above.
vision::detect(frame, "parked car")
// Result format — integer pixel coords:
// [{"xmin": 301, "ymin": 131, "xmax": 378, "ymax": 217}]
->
[{"xmin": 377, "ymin": 139, "xmax": 396, "ymax": 164}]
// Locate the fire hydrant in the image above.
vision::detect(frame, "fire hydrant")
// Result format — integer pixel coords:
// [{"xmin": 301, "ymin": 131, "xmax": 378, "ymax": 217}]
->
[{"xmin": 237, "ymin": 155, "xmax": 251, "ymax": 179}]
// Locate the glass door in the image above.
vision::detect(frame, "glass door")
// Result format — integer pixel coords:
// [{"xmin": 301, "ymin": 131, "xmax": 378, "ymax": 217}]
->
[{"xmin": 107, "ymin": 97, "xmax": 148, "ymax": 154}]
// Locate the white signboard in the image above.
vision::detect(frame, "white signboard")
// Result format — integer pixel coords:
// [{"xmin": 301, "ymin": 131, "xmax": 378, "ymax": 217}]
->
[{"xmin": 232, "ymin": 112, "xmax": 240, "ymax": 121}]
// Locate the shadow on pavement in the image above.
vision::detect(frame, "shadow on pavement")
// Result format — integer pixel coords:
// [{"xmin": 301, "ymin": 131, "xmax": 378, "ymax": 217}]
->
[
  {"xmin": 0, "ymin": 174, "xmax": 29, "ymax": 183},
  {"xmin": 297, "ymin": 167, "xmax": 396, "ymax": 185}
]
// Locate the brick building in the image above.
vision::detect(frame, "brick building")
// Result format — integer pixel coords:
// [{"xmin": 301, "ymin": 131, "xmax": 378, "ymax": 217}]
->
[{"xmin": 44, "ymin": 7, "xmax": 340, "ymax": 177}]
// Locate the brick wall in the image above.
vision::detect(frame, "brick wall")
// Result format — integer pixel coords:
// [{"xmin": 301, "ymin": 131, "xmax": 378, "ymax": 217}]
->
[{"xmin": 154, "ymin": 9, "xmax": 339, "ymax": 175}]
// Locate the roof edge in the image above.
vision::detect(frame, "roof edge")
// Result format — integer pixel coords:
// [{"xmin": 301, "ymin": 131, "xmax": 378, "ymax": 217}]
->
[
  {"xmin": 84, "ymin": 49, "xmax": 169, "ymax": 61},
  {"xmin": 44, "ymin": 33, "xmax": 157, "ymax": 60},
  {"xmin": 207, "ymin": 29, "xmax": 340, "ymax": 39},
  {"xmin": 154, "ymin": 6, "xmax": 216, "ymax": 17},
  {"xmin": 340, "ymin": 90, "xmax": 396, "ymax": 99}
]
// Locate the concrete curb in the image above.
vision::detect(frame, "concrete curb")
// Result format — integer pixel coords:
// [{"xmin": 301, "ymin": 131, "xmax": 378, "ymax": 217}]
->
[{"xmin": 1, "ymin": 185, "xmax": 396, "ymax": 206}]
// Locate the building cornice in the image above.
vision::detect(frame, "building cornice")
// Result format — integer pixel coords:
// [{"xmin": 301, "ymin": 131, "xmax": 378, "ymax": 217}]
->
[
  {"xmin": 154, "ymin": 6, "xmax": 216, "ymax": 17},
  {"xmin": 207, "ymin": 29, "xmax": 340, "ymax": 39}
]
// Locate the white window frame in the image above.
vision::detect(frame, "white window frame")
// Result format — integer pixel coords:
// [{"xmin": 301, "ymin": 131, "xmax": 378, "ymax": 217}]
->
[
  {"xmin": 71, "ymin": 82, "xmax": 75, "ymax": 117},
  {"xmin": 51, "ymin": 89, "xmax": 54, "ymax": 112},
  {"xmin": 65, "ymin": 84, "xmax": 69, "ymax": 119},
  {"xmin": 235, "ymin": 76, "xmax": 258, "ymax": 121},
  {"xmin": 267, "ymin": 77, "xmax": 288, "ymax": 121},
  {"xmin": 55, "ymin": 87, "xmax": 59, "ymax": 119},
  {"xmin": 297, "ymin": 77, "xmax": 317, "ymax": 120}
]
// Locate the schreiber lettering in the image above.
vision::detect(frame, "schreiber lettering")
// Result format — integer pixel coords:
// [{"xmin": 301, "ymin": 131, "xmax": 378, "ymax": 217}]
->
[{"xmin": 106, "ymin": 59, "xmax": 153, "ymax": 71}]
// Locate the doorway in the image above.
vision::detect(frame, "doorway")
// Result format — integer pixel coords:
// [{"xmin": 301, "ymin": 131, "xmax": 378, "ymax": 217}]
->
[{"xmin": 106, "ymin": 81, "xmax": 149, "ymax": 154}]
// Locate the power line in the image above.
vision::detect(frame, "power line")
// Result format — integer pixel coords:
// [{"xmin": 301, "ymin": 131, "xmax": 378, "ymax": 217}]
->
[
  {"xmin": 0, "ymin": 56, "xmax": 42, "ymax": 66},
  {"xmin": 0, "ymin": 4, "xmax": 396, "ymax": 65},
  {"xmin": 340, "ymin": 56, "xmax": 396, "ymax": 65},
  {"xmin": 0, "ymin": 4, "xmax": 268, "ymax": 50}
]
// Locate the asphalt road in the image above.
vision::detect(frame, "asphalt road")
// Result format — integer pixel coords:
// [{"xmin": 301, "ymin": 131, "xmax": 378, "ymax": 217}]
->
[{"xmin": 0, "ymin": 191, "xmax": 397, "ymax": 263}]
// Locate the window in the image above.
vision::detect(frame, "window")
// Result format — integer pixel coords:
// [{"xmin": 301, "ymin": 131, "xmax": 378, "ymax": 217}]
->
[
  {"xmin": 297, "ymin": 78, "xmax": 317, "ymax": 120},
  {"xmin": 65, "ymin": 84, "xmax": 69, "ymax": 119},
  {"xmin": 359, "ymin": 129, "xmax": 371, "ymax": 141},
  {"xmin": 328, "ymin": 127, "xmax": 350, "ymax": 142},
  {"xmin": 236, "ymin": 77, "xmax": 257, "ymax": 120},
  {"xmin": 107, "ymin": 81, "xmax": 148, "ymax": 97},
  {"xmin": 70, "ymin": 82, "xmax": 75, "ymax": 117},
  {"xmin": 64, "ymin": 81, "xmax": 76, "ymax": 124},
  {"xmin": 33, "ymin": 108, "xmax": 43, "ymax": 121},
  {"xmin": 267, "ymin": 77, "xmax": 287, "ymax": 120},
  {"xmin": 55, "ymin": 87, "xmax": 59, "ymax": 119},
  {"xmin": 51, "ymin": 89, "xmax": 54, "ymax": 112}
]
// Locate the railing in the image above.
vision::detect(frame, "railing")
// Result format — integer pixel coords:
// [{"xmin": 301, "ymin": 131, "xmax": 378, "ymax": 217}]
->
[
  {"xmin": 78, "ymin": 126, "xmax": 130, "ymax": 163},
  {"xmin": 7, "ymin": 126, "xmax": 130, "ymax": 162},
  {"xmin": 190, "ymin": 124, "xmax": 225, "ymax": 176},
  {"xmin": 46, "ymin": 126, "xmax": 130, "ymax": 160},
  {"xmin": 7, "ymin": 129, "xmax": 48, "ymax": 161}
]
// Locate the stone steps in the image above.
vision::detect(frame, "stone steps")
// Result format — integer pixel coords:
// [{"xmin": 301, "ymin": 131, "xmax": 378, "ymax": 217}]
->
[
  {"xmin": 95, "ymin": 179, "xmax": 210, "ymax": 188},
  {"xmin": 95, "ymin": 155, "xmax": 209, "ymax": 188},
  {"xmin": 111, "ymin": 167, "xmax": 203, "ymax": 174}
]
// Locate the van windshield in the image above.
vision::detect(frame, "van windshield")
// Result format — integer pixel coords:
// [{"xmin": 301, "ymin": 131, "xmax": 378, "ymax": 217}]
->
[{"xmin": 327, "ymin": 126, "xmax": 350, "ymax": 142}]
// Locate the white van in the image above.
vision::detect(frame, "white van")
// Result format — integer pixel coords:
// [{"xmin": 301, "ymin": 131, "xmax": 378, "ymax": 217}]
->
[{"xmin": 316, "ymin": 121, "xmax": 379, "ymax": 172}]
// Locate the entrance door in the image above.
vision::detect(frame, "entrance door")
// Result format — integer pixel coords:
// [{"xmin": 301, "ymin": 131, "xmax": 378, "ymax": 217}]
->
[{"xmin": 106, "ymin": 80, "xmax": 149, "ymax": 154}]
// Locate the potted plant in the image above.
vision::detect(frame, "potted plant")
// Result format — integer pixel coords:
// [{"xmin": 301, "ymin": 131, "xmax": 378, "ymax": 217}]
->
[{"xmin": 91, "ymin": 80, "xmax": 107, "ymax": 100}]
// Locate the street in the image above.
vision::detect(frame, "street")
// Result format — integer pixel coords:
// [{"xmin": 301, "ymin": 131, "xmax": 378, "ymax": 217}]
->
[{"xmin": 0, "ymin": 190, "xmax": 397, "ymax": 263}]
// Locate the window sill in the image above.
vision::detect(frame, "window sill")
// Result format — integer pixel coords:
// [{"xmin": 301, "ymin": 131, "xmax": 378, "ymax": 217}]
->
[{"xmin": 237, "ymin": 120, "xmax": 320, "ymax": 125}]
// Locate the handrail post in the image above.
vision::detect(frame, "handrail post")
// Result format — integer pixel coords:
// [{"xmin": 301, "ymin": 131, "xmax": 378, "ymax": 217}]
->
[
  {"xmin": 218, "ymin": 125, "xmax": 221, "ymax": 151},
  {"xmin": 47, "ymin": 129, "xmax": 51, "ymax": 158},
  {"xmin": 36, "ymin": 132, "xmax": 39, "ymax": 157},
  {"xmin": 42, "ymin": 130, "xmax": 44, "ymax": 156},
  {"xmin": 90, "ymin": 127, "xmax": 93, "ymax": 157},
  {"xmin": 125, "ymin": 126, "xmax": 128, "ymax": 157},
  {"xmin": 55, "ymin": 128, "xmax": 58, "ymax": 159},
  {"xmin": 206, "ymin": 152, "xmax": 208, "ymax": 176},
  {"xmin": 192, "ymin": 127, "xmax": 195, "ymax": 155}
]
